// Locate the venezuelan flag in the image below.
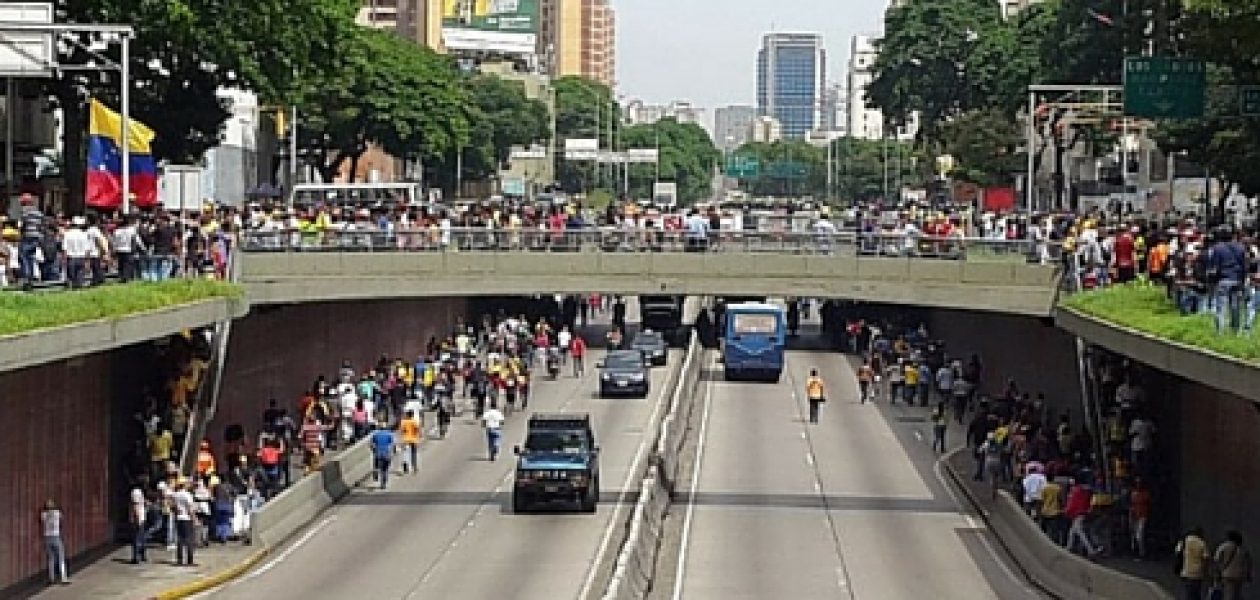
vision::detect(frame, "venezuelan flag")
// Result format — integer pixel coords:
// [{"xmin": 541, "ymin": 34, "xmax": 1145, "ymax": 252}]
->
[{"xmin": 86, "ymin": 99, "xmax": 158, "ymax": 210}]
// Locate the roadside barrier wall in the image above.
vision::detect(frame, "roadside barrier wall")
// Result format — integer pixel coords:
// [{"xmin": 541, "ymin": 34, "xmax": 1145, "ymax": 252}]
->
[
  {"xmin": 944, "ymin": 449, "xmax": 1173, "ymax": 600},
  {"xmin": 250, "ymin": 437, "xmax": 372, "ymax": 549}
]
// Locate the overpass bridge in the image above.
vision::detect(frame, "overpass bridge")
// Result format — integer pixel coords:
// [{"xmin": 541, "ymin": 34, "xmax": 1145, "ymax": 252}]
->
[{"xmin": 238, "ymin": 229, "xmax": 1061, "ymax": 316}]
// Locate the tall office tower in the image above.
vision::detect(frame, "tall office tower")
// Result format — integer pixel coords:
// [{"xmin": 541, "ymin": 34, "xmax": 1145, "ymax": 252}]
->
[
  {"xmin": 542, "ymin": 0, "xmax": 616, "ymax": 86},
  {"xmin": 846, "ymin": 34, "xmax": 884, "ymax": 140},
  {"xmin": 359, "ymin": 0, "xmax": 444, "ymax": 49},
  {"xmin": 756, "ymin": 32, "xmax": 826, "ymax": 138},
  {"xmin": 714, "ymin": 105, "xmax": 757, "ymax": 151}
]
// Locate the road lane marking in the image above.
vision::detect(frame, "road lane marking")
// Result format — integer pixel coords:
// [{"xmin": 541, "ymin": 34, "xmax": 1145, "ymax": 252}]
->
[
  {"xmin": 931, "ymin": 459, "xmax": 1031, "ymax": 592},
  {"xmin": 805, "ymin": 452, "xmax": 815, "ymax": 466},
  {"xmin": 576, "ymin": 349, "xmax": 685, "ymax": 600},
  {"xmin": 669, "ymin": 366, "xmax": 714, "ymax": 600},
  {"xmin": 784, "ymin": 356, "xmax": 857, "ymax": 600},
  {"xmin": 196, "ymin": 515, "xmax": 336, "ymax": 596}
]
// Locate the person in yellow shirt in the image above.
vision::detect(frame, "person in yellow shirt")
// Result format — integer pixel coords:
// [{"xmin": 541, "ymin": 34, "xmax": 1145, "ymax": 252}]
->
[
  {"xmin": 903, "ymin": 362, "xmax": 920, "ymax": 405},
  {"xmin": 398, "ymin": 411, "xmax": 422, "ymax": 475},
  {"xmin": 805, "ymin": 369, "xmax": 826, "ymax": 424}
]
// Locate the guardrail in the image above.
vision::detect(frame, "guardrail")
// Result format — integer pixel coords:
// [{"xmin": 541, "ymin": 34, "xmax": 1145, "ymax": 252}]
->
[
  {"xmin": 601, "ymin": 326, "xmax": 706, "ymax": 600},
  {"xmin": 250, "ymin": 436, "xmax": 372, "ymax": 549},
  {"xmin": 239, "ymin": 228, "xmax": 1055, "ymax": 262}
]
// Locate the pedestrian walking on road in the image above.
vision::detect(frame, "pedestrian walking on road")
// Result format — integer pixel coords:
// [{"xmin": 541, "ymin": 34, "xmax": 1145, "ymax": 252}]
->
[
  {"xmin": 40, "ymin": 499, "xmax": 69, "ymax": 585},
  {"xmin": 930, "ymin": 403, "xmax": 948, "ymax": 453},
  {"xmin": 1177, "ymin": 526, "xmax": 1211, "ymax": 600},
  {"xmin": 805, "ymin": 369, "xmax": 826, "ymax": 424},
  {"xmin": 856, "ymin": 361, "xmax": 874, "ymax": 404},
  {"xmin": 570, "ymin": 334, "xmax": 587, "ymax": 377},
  {"xmin": 370, "ymin": 422, "xmax": 396, "ymax": 490},
  {"xmin": 398, "ymin": 411, "xmax": 421, "ymax": 476},
  {"xmin": 483, "ymin": 407, "xmax": 505, "ymax": 461}
]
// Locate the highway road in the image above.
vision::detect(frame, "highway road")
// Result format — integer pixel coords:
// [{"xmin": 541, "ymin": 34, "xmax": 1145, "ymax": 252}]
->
[
  {"xmin": 202, "ymin": 330, "xmax": 679, "ymax": 600},
  {"xmin": 663, "ymin": 347, "xmax": 1046, "ymax": 600}
]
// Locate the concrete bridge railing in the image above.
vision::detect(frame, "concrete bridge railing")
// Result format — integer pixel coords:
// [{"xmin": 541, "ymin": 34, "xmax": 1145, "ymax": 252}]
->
[{"xmin": 238, "ymin": 229, "xmax": 1062, "ymax": 316}]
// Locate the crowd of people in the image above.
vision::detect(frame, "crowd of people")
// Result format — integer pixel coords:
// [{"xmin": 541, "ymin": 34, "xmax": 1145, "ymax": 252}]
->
[
  {"xmin": 1, "ymin": 195, "xmax": 235, "ymax": 289},
  {"xmin": 838, "ymin": 308, "xmax": 1251, "ymax": 600}
]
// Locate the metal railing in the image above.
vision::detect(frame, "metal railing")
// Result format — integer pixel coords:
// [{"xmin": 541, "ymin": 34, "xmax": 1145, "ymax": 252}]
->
[{"xmin": 238, "ymin": 227, "xmax": 1059, "ymax": 263}]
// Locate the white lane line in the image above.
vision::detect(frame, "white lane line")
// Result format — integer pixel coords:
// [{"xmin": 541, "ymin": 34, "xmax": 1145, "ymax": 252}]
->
[
  {"xmin": 800, "ymin": 432, "xmax": 807, "ymax": 440},
  {"xmin": 805, "ymin": 452, "xmax": 815, "ymax": 466},
  {"xmin": 670, "ymin": 369, "xmax": 715, "ymax": 600},
  {"xmin": 208, "ymin": 515, "xmax": 336, "ymax": 593},
  {"xmin": 576, "ymin": 350, "xmax": 684, "ymax": 600},
  {"xmin": 931, "ymin": 459, "xmax": 1030, "ymax": 591}
]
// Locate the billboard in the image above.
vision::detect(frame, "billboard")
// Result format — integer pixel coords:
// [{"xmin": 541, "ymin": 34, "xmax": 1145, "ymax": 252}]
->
[{"xmin": 442, "ymin": 0, "xmax": 538, "ymax": 56}]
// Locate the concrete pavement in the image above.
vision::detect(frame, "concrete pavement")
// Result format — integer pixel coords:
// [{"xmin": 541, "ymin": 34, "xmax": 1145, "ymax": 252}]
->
[
  {"xmin": 663, "ymin": 348, "xmax": 1046, "ymax": 600},
  {"xmin": 196, "ymin": 342, "xmax": 680, "ymax": 600}
]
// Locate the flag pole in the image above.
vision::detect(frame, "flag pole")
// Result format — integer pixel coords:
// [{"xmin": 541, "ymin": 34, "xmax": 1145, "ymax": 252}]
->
[{"xmin": 121, "ymin": 36, "xmax": 130, "ymax": 214}]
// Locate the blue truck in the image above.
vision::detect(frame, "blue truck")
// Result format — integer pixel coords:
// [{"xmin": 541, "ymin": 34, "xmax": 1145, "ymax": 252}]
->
[
  {"xmin": 512, "ymin": 414, "xmax": 600, "ymax": 513},
  {"xmin": 721, "ymin": 302, "xmax": 786, "ymax": 382}
]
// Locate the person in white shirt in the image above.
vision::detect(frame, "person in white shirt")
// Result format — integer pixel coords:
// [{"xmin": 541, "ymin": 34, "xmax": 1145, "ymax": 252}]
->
[
  {"xmin": 62, "ymin": 216, "xmax": 93, "ymax": 289},
  {"xmin": 85, "ymin": 215, "xmax": 109, "ymax": 285},
  {"xmin": 1130, "ymin": 417, "xmax": 1155, "ymax": 468},
  {"xmin": 170, "ymin": 480, "xmax": 198, "ymax": 566},
  {"xmin": 1022, "ymin": 465, "xmax": 1048, "ymax": 516},
  {"xmin": 482, "ymin": 407, "xmax": 505, "ymax": 461},
  {"xmin": 112, "ymin": 216, "xmax": 145, "ymax": 282},
  {"xmin": 41, "ymin": 499, "xmax": 68, "ymax": 584},
  {"xmin": 130, "ymin": 483, "xmax": 151, "ymax": 563},
  {"xmin": 557, "ymin": 326, "xmax": 572, "ymax": 364}
]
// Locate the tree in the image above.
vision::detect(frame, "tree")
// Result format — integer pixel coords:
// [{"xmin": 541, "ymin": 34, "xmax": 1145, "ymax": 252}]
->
[
  {"xmin": 867, "ymin": 0, "xmax": 1010, "ymax": 139},
  {"xmin": 620, "ymin": 118, "xmax": 720, "ymax": 204},
  {"xmin": 729, "ymin": 138, "xmax": 924, "ymax": 203},
  {"xmin": 426, "ymin": 74, "xmax": 550, "ymax": 191},
  {"xmin": 296, "ymin": 28, "xmax": 473, "ymax": 183},
  {"xmin": 554, "ymin": 76, "xmax": 619, "ymax": 193},
  {"xmin": 939, "ymin": 109, "xmax": 1025, "ymax": 186},
  {"xmin": 47, "ymin": 0, "xmax": 361, "ymax": 213}
]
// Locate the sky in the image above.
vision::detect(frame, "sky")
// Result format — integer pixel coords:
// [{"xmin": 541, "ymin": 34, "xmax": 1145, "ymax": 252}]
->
[{"xmin": 614, "ymin": 0, "xmax": 888, "ymax": 111}]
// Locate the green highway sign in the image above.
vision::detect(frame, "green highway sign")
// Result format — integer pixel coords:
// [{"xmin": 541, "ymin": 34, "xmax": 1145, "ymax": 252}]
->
[
  {"xmin": 1242, "ymin": 86, "xmax": 1260, "ymax": 117},
  {"xmin": 1124, "ymin": 57, "xmax": 1207, "ymax": 119},
  {"xmin": 767, "ymin": 160, "xmax": 808, "ymax": 180},
  {"xmin": 725, "ymin": 155, "xmax": 760, "ymax": 178}
]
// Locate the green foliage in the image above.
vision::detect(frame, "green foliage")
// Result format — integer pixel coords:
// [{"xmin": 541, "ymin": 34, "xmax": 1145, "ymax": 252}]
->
[
  {"xmin": 620, "ymin": 118, "xmax": 721, "ymax": 204},
  {"xmin": 939, "ymin": 110, "xmax": 1025, "ymax": 186},
  {"xmin": 868, "ymin": 0, "xmax": 1012, "ymax": 138},
  {"xmin": 426, "ymin": 75, "xmax": 550, "ymax": 189},
  {"xmin": 0, "ymin": 279, "xmax": 241, "ymax": 337},
  {"xmin": 296, "ymin": 28, "xmax": 474, "ymax": 182},
  {"xmin": 1062, "ymin": 284, "xmax": 1260, "ymax": 362},
  {"xmin": 51, "ymin": 0, "xmax": 361, "ymax": 211},
  {"xmin": 554, "ymin": 76, "xmax": 619, "ymax": 194}
]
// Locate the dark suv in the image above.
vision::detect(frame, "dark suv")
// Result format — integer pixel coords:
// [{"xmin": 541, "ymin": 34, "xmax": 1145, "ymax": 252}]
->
[
  {"xmin": 512, "ymin": 414, "xmax": 600, "ymax": 513},
  {"xmin": 598, "ymin": 350, "xmax": 650, "ymax": 398}
]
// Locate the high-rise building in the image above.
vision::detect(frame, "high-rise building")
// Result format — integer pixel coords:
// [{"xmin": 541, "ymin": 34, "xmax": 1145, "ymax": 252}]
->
[
  {"xmin": 714, "ymin": 106, "xmax": 757, "ymax": 151},
  {"xmin": 542, "ymin": 0, "xmax": 615, "ymax": 86},
  {"xmin": 846, "ymin": 35, "xmax": 884, "ymax": 140},
  {"xmin": 820, "ymin": 83, "xmax": 846, "ymax": 136},
  {"xmin": 756, "ymin": 32, "xmax": 826, "ymax": 138},
  {"xmin": 358, "ymin": 0, "xmax": 443, "ymax": 47}
]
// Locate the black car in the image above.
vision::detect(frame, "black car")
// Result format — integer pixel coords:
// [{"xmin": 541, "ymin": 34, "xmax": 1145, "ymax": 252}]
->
[
  {"xmin": 630, "ymin": 330, "xmax": 668, "ymax": 366},
  {"xmin": 512, "ymin": 414, "xmax": 599, "ymax": 513},
  {"xmin": 598, "ymin": 350, "xmax": 650, "ymax": 398}
]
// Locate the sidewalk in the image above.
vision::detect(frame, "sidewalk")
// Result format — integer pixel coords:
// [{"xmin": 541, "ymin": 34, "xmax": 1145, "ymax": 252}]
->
[
  {"xmin": 26, "ymin": 446, "xmax": 337, "ymax": 600},
  {"xmin": 27, "ymin": 541, "xmax": 263, "ymax": 600},
  {"xmin": 933, "ymin": 407, "xmax": 1179, "ymax": 597}
]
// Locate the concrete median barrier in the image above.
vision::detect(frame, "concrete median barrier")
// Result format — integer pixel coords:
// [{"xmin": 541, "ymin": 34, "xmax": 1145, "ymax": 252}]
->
[
  {"xmin": 250, "ymin": 437, "xmax": 372, "ymax": 549},
  {"xmin": 943, "ymin": 449, "xmax": 1172, "ymax": 600},
  {"xmin": 599, "ymin": 327, "xmax": 706, "ymax": 600}
]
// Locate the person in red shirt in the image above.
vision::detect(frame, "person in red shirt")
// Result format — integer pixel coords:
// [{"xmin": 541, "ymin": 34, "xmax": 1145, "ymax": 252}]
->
[
  {"xmin": 1112, "ymin": 227, "xmax": 1137, "ymax": 283},
  {"xmin": 300, "ymin": 416, "xmax": 323, "ymax": 474},
  {"xmin": 569, "ymin": 334, "xmax": 587, "ymax": 377},
  {"xmin": 1064, "ymin": 482, "xmax": 1099, "ymax": 556}
]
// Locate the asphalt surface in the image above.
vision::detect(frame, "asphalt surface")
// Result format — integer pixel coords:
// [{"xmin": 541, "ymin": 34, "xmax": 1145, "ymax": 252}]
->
[
  {"xmin": 665, "ymin": 346, "xmax": 1047, "ymax": 600},
  {"xmin": 200, "ymin": 336, "xmax": 680, "ymax": 600}
]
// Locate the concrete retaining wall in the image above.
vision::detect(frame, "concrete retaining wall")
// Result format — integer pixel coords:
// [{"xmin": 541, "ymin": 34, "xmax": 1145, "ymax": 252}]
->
[
  {"xmin": 250, "ymin": 437, "xmax": 372, "ymax": 549},
  {"xmin": 943, "ymin": 449, "xmax": 1173, "ymax": 600}
]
